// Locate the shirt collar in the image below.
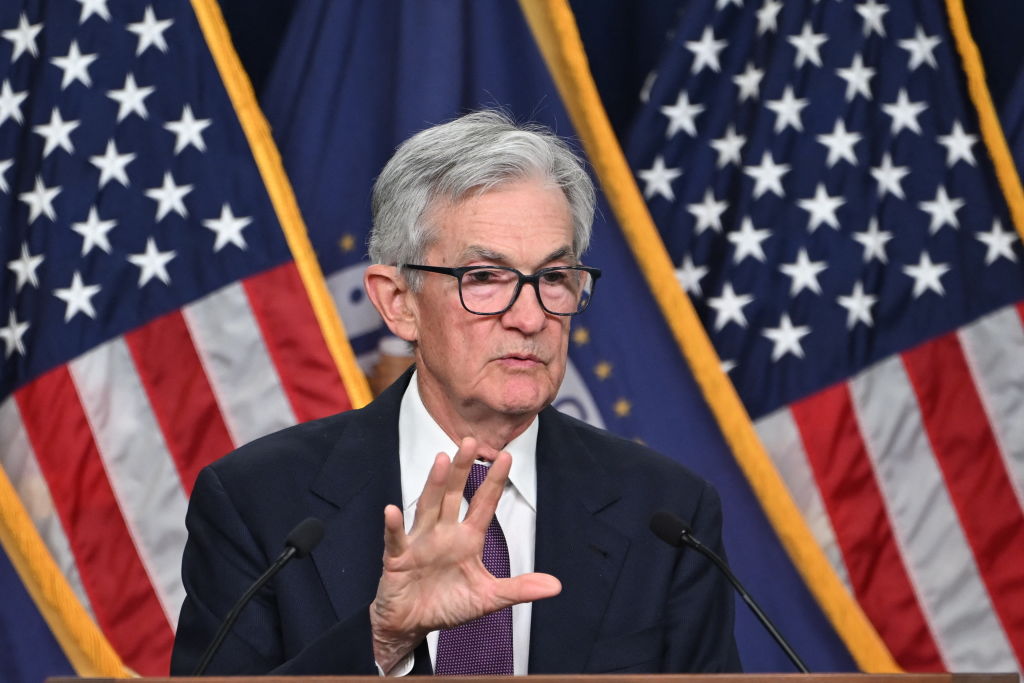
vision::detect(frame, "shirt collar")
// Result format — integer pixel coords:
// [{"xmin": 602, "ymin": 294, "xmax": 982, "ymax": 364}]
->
[{"xmin": 398, "ymin": 370, "xmax": 537, "ymax": 512}]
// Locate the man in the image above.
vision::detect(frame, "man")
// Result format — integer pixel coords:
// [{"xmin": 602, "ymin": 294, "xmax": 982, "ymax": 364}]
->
[{"xmin": 171, "ymin": 111, "xmax": 740, "ymax": 675}]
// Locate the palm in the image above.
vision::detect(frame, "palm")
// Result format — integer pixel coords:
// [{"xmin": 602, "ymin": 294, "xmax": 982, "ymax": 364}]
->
[{"xmin": 369, "ymin": 438, "xmax": 560, "ymax": 671}]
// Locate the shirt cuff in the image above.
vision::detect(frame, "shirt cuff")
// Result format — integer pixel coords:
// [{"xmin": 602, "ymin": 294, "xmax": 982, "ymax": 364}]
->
[{"xmin": 376, "ymin": 651, "xmax": 415, "ymax": 677}]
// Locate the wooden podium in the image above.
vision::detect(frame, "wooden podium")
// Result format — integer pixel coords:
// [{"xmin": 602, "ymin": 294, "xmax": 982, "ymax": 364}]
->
[{"xmin": 47, "ymin": 675, "xmax": 1020, "ymax": 682}]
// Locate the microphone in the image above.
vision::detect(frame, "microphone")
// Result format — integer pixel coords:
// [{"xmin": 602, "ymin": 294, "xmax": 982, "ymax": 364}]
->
[
  {"xmin": 192, "ymin": 517, "xmax": 325, "ymax": 676},
  {"xmin": 649, "ymin": 511, "xmax": 809, "ymax": 673}
]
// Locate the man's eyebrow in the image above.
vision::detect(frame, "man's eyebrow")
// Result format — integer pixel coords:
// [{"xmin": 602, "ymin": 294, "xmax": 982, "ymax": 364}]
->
[{"xmin": 458, "ymin": 245, "xmax": 576, "ymax": 266}]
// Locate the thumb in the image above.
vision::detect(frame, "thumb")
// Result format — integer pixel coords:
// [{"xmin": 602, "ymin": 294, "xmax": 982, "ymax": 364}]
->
[{"xmin": 495, "ymin": 572, "xmax": 562, "ymax": 608}]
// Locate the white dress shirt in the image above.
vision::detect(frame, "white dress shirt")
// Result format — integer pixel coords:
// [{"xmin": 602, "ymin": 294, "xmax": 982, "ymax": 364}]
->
[{"xmin": 386, "ymin": 371, "xmax": 538, "ymax": 675}]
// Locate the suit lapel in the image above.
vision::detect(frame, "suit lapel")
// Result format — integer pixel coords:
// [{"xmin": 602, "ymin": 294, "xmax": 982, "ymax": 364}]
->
[
  {"xmin": 528, "ymin": 408, "xmax": 629, "ymax": 673},
  {"xmin": 308, "ymin": 373, "xmax": 408, "ymax": 628}
]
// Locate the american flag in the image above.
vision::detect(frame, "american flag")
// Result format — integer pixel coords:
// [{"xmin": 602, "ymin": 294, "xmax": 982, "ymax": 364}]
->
[
  {"xmin": 628, "ymin": 0, "xmax": 1024, "ymax": 672},
  {"xmin": 0, "ymin": 0, "xmax": 359, "ymax": 675}
]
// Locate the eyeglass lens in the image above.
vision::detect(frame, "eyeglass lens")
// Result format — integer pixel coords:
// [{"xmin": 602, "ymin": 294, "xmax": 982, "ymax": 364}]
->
[{"xmin": 459, "ymin": 267, "xmax": 593, "ymax": 315}]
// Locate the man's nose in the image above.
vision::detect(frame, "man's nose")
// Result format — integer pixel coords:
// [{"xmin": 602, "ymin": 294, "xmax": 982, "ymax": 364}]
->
[{"xmin": 501, "ymin": 282, "xmax": 547, "ymax": 333}]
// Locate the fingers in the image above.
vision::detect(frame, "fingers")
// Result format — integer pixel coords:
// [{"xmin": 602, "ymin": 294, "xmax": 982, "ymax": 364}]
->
[
  {"xmin": 494, "ymin": 572, "xmax": 562, "ymax": 608},
  {"xmin": 464, "ymin": 450, "xmax": 511, "ymax": 531},
  {"xmin": 382, "ymin": 504, "xmax": 407, "ymax": 558},
  {"xmin": 440, "ymin": 436, "xmax": 478, "ymax": 522},
  {"xmin": 410, "ymin": 452, "xmax": 450, "ymax": 533}
]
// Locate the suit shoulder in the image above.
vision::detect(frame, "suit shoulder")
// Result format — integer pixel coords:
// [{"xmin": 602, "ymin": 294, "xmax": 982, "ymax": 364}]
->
[{"xmin": 204, "ymin": 408, "xmax": 359, "ymax": 488}]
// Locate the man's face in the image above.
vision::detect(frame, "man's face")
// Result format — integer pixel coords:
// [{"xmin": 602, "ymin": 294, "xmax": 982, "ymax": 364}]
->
[{"xmin": 409, "ymin": 177, "xmax": 575, "ymax": 423}]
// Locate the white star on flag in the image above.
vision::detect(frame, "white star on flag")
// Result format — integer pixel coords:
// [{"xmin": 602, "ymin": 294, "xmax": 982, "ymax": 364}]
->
[
  {"xmin": 762, "ymin": 313, "xmax": 811, "ymax": 361},
  {"xmin": 899, "ymin": 25, "xmax": 941, "ymax": 71},
  {"xmin": 127, "ymin": 5, "xmax": 174, "ymax": 56},
  {"xmin": 882, "ymin": 88, "xmax": 927, "ymax": 136},
  {"xmin": 89, "ymin": 140, "xmax": 136, "ymax": 188},
  {"xmin": 708, "ymin": 282, "xmax": 754, "ymax": 330},
  {"xmin": 766, "ymin": 86, "xmax": 809, "ymax": 133},
  {"xmin": 836, "ymin": 53, "xmax": 875, "ymax": 101},
  {"xmin": 164, "ymin": 105, "xmax": 212, "ymax": 154},
  {"xmin": 902, "ymin": 252, "xmax": 951, "ymax": 297},
  {"xmin": 0, "ymin": 158, "xmax": 12, "ymax": 193},
  {"xmin": 837, "ymin": 281, "xmax": 878, "ymax": 328},
  {"xmin": 727, "ymin": 218, "xmax": 771, "ymax": 263},
  {"xmin": 32, "ymin": 107, "xmax": 80, "ymax": 158},
  {"xmin": 744, "ymin": 151, "xmax": 789, "ymax": 199},
  {"xmin": 918, "ymin": 185, "xmax": 963, "ymax": 234},
  {"xmin": 18, "ymin": 175, "xmax": 61, "ymax": 223},
  {"xmin": 7, "ymin": 242, "xmax": 44, "ymax": 292},
  {"xmin": 788, "ymin": 21, "xmax": 827, "ymax": 68},
  {"xmin": 54, "ymin": 271, "xmax": 101, "ymax": 322},
  {"xmin": 779, "ymin": 248, "xmax": 827, "ymax": 296},
  {"xmin": 975, "ymin": 219, "xmax": 1018, "ymax": 265},
  {"xmin": 870, "ymin": 152, "xmax": 909, "ymax": 199},
  {"xmin": 127, "ymin": 237, "xmax": 176, "ymax": 286},
  {"xmin": 733, "ymin": 62, "xmax": 763, "ymax": 102},
  {"xmin": 816, "ymin": 119, "xmax": 861, "ymax": 167},
  {"xmin": 685, "ymin": 27, "xmax": 727, "ymax": 74},
  {"xmin": 637, "ymin": 155, "xmax": 682, "ymax": 201},
  {"xmin": 853, "ymin": 219, "xmax": 894, "ymax": 263},
  {"xmin": 202, "ymin": 203, "xmax": 253, "ymax": 251},
  {"xmin": 675, "ymin": 254, "xmax": 709, "ymax": 296},
  {"xmin": 145, "ymin": 171, "xmax": 193, "ymax": 220},
  {"xmin": 0, "ymin": 79, "xmax": 27, "ymax": 126},
  {"xmin": 71, "ymin": 207, "xmax": 117, "ymax": 255},
  {"xmin": 0, "ymin": 309, "xmax": 30, "ymax": 359},
  {"xmin": 2, "ymin": 12, "xmax": 42, "ymax": 63},
  {"xmin": 660, "ymin": 90, "xmax": 704, "ymax": 138},
  {"xmin": 50, "ymin": 40, "xmax": 98, "ymax": 89},
  {"xmin": 855, "ymin": 0, "xmax": 889, "ymax": 37},
  {"xmin": 76, "ymin": 0, "xmax": 112, "ymax": 23},
  {"xmin": 710, "ymin": 125, "xmax": 746, "ymax": 167},
  {"xmin": 687, "ymin": 189, "xmax": 728, "ymax": 234},
  {"xmin": 937, "ymin": 121, "xmax": 977, "ymax": 167},
  {"xmin": 797, "ymin": 183, "xmax": 844, "ymax": 232},
  {"xmin": 756, "ymin": 0, "xmax": 783, "ymax": 35},
  {"xmin": 107, "ymin": 73, "xmax": 155, "ymax": 122}
]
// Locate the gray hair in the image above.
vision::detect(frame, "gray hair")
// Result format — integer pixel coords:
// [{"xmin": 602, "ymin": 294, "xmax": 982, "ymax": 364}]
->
[{"xmin": 368, "ymin": 110, "xmax": 595, "ymax": 286}]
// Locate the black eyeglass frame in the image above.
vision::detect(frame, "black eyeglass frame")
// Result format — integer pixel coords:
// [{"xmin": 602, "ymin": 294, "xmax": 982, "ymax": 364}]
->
[{"xmin": 403, "ymin": 264, "xmax": 602, "ymax": 316}]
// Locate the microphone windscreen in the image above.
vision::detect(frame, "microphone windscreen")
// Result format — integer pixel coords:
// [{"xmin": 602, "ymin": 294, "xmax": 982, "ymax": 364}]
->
[
  {"xmin": 649, "ymin": 510, "xmax": 690, "ymax": 547},
  {"xmin": 285, "ymin": 517, "xmax": 325, "ymax": 558}
]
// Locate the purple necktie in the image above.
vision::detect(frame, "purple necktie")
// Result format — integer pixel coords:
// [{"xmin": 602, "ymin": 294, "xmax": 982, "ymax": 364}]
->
[{"xmin": 434, "ymin": 462, "xmax": 514, "ymax": 675}]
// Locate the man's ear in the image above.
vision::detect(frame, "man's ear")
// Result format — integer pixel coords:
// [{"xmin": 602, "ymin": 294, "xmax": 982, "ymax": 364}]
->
[{"xmin": 364, "ymin": 265, "xmax": 419, "ymax": 342}]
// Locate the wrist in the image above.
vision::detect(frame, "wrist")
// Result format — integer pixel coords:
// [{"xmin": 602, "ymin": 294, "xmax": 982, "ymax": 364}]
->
[{"xmin": 369, "ymin": 600, "xmax": 423, "ymax": 674}]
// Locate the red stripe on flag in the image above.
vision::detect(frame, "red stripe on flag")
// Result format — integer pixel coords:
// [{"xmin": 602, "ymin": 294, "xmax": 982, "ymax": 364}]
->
[
  {"xmin": 15, "ymin": 366, "xmax": 174, "ymax": 675},
  {"xmin": 243, "ymin": 262, "xmax": 352, "ymax": 422},
  {"xmin": 125, "ymin": 310, "xmax": 236, "ymax": 495},
  {"xmin": 902, "ymin": 333, "xmax": 1024, "ymax": 663},
  {"xmin": 791, "ymin": 383, "xmax": 944, "ymax": 671}
]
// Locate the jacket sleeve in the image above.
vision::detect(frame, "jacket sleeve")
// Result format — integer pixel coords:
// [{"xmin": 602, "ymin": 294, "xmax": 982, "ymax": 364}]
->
[
  {"xmin": 169, "ymin": 465, "xmax": 379, "ymax": 675},
  {"xmin": 662, "ymin": 481, "xmax": 743, "ymax": 672}
]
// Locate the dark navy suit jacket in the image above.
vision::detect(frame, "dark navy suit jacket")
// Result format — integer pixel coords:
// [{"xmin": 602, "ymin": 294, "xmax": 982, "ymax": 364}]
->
[{"xmin": 170, "ymin": 371, "xmax": 741, "ymax": 675}]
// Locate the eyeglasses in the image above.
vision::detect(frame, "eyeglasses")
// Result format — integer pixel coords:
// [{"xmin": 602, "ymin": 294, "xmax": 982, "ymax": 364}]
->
[{"xmin": 403, "ymin": 264, "xmax": 601, "ymax": 316}]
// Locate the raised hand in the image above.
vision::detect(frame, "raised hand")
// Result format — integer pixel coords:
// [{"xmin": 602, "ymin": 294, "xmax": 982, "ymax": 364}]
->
[{"xmin": 368, "ymin": 437, "xmax": 561, "ymax": 673}]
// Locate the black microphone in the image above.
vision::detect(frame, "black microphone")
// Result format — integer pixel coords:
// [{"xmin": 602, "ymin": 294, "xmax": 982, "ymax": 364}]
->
[
  {"xmin": 649, "ymin": 510, "xmax": 810, "ymax": 673},
  {"xmin": 192, "ymin": 517, "xmax": 325, "ymax": 676}
]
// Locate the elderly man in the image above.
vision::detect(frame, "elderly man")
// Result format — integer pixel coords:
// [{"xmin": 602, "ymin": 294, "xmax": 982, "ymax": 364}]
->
[{"xmin": 171, "ymin": 111, "xmax": 740, "ymax": 675}]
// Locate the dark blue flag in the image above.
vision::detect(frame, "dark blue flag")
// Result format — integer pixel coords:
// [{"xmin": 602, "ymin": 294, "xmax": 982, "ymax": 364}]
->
[{"xmin": 262, "ymin": 0, "xmax": 865, "ymax": 671}]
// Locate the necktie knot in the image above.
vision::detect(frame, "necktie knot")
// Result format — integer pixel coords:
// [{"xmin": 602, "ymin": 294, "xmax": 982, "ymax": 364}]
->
[{"xmin": 463, "ymin": 461, "xmax": 489, "ymax": 501}]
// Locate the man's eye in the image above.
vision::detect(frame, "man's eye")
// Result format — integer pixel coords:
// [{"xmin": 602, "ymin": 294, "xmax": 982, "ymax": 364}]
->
[
  {"xmin": 466, "ymin": 269, "xmax": 497, "ymax": 283},
  {"xmin": 541, "ymin": 270, "xmax": 568, "ymax": 285}
]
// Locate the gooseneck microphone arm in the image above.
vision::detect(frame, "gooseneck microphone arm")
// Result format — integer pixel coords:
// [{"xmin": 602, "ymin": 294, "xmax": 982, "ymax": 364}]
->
[
  {"xmin": 192, "ymin": 517, "xmax": 325, "ymax": 676},
  {"xmin": 650, "ymin": 511, "xmax": 810, "ymax": 674}
]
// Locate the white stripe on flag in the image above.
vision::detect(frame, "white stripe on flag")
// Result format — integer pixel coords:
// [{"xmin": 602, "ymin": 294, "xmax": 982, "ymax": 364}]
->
[
  {"xmin": 958, "ymin": 304, "xmax": 1024, "ymax": 510},
  {"xmin": 755, "ymin": 407, "xmax": 850, "ymax": 590},
  {"xmin": 69, "ymin": 338, "xmax": 189, "ymax": 629},
  {"xmin": 0, "ymin": 397, "xmax": 95, "ymax": 619},
  {"xmin": 184, "ymin": 282, "xmax": 297, "ymax": 446},
  {"xmin": 849, "ymin": 355, "xmax": 1017, "ymax": 671}
]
